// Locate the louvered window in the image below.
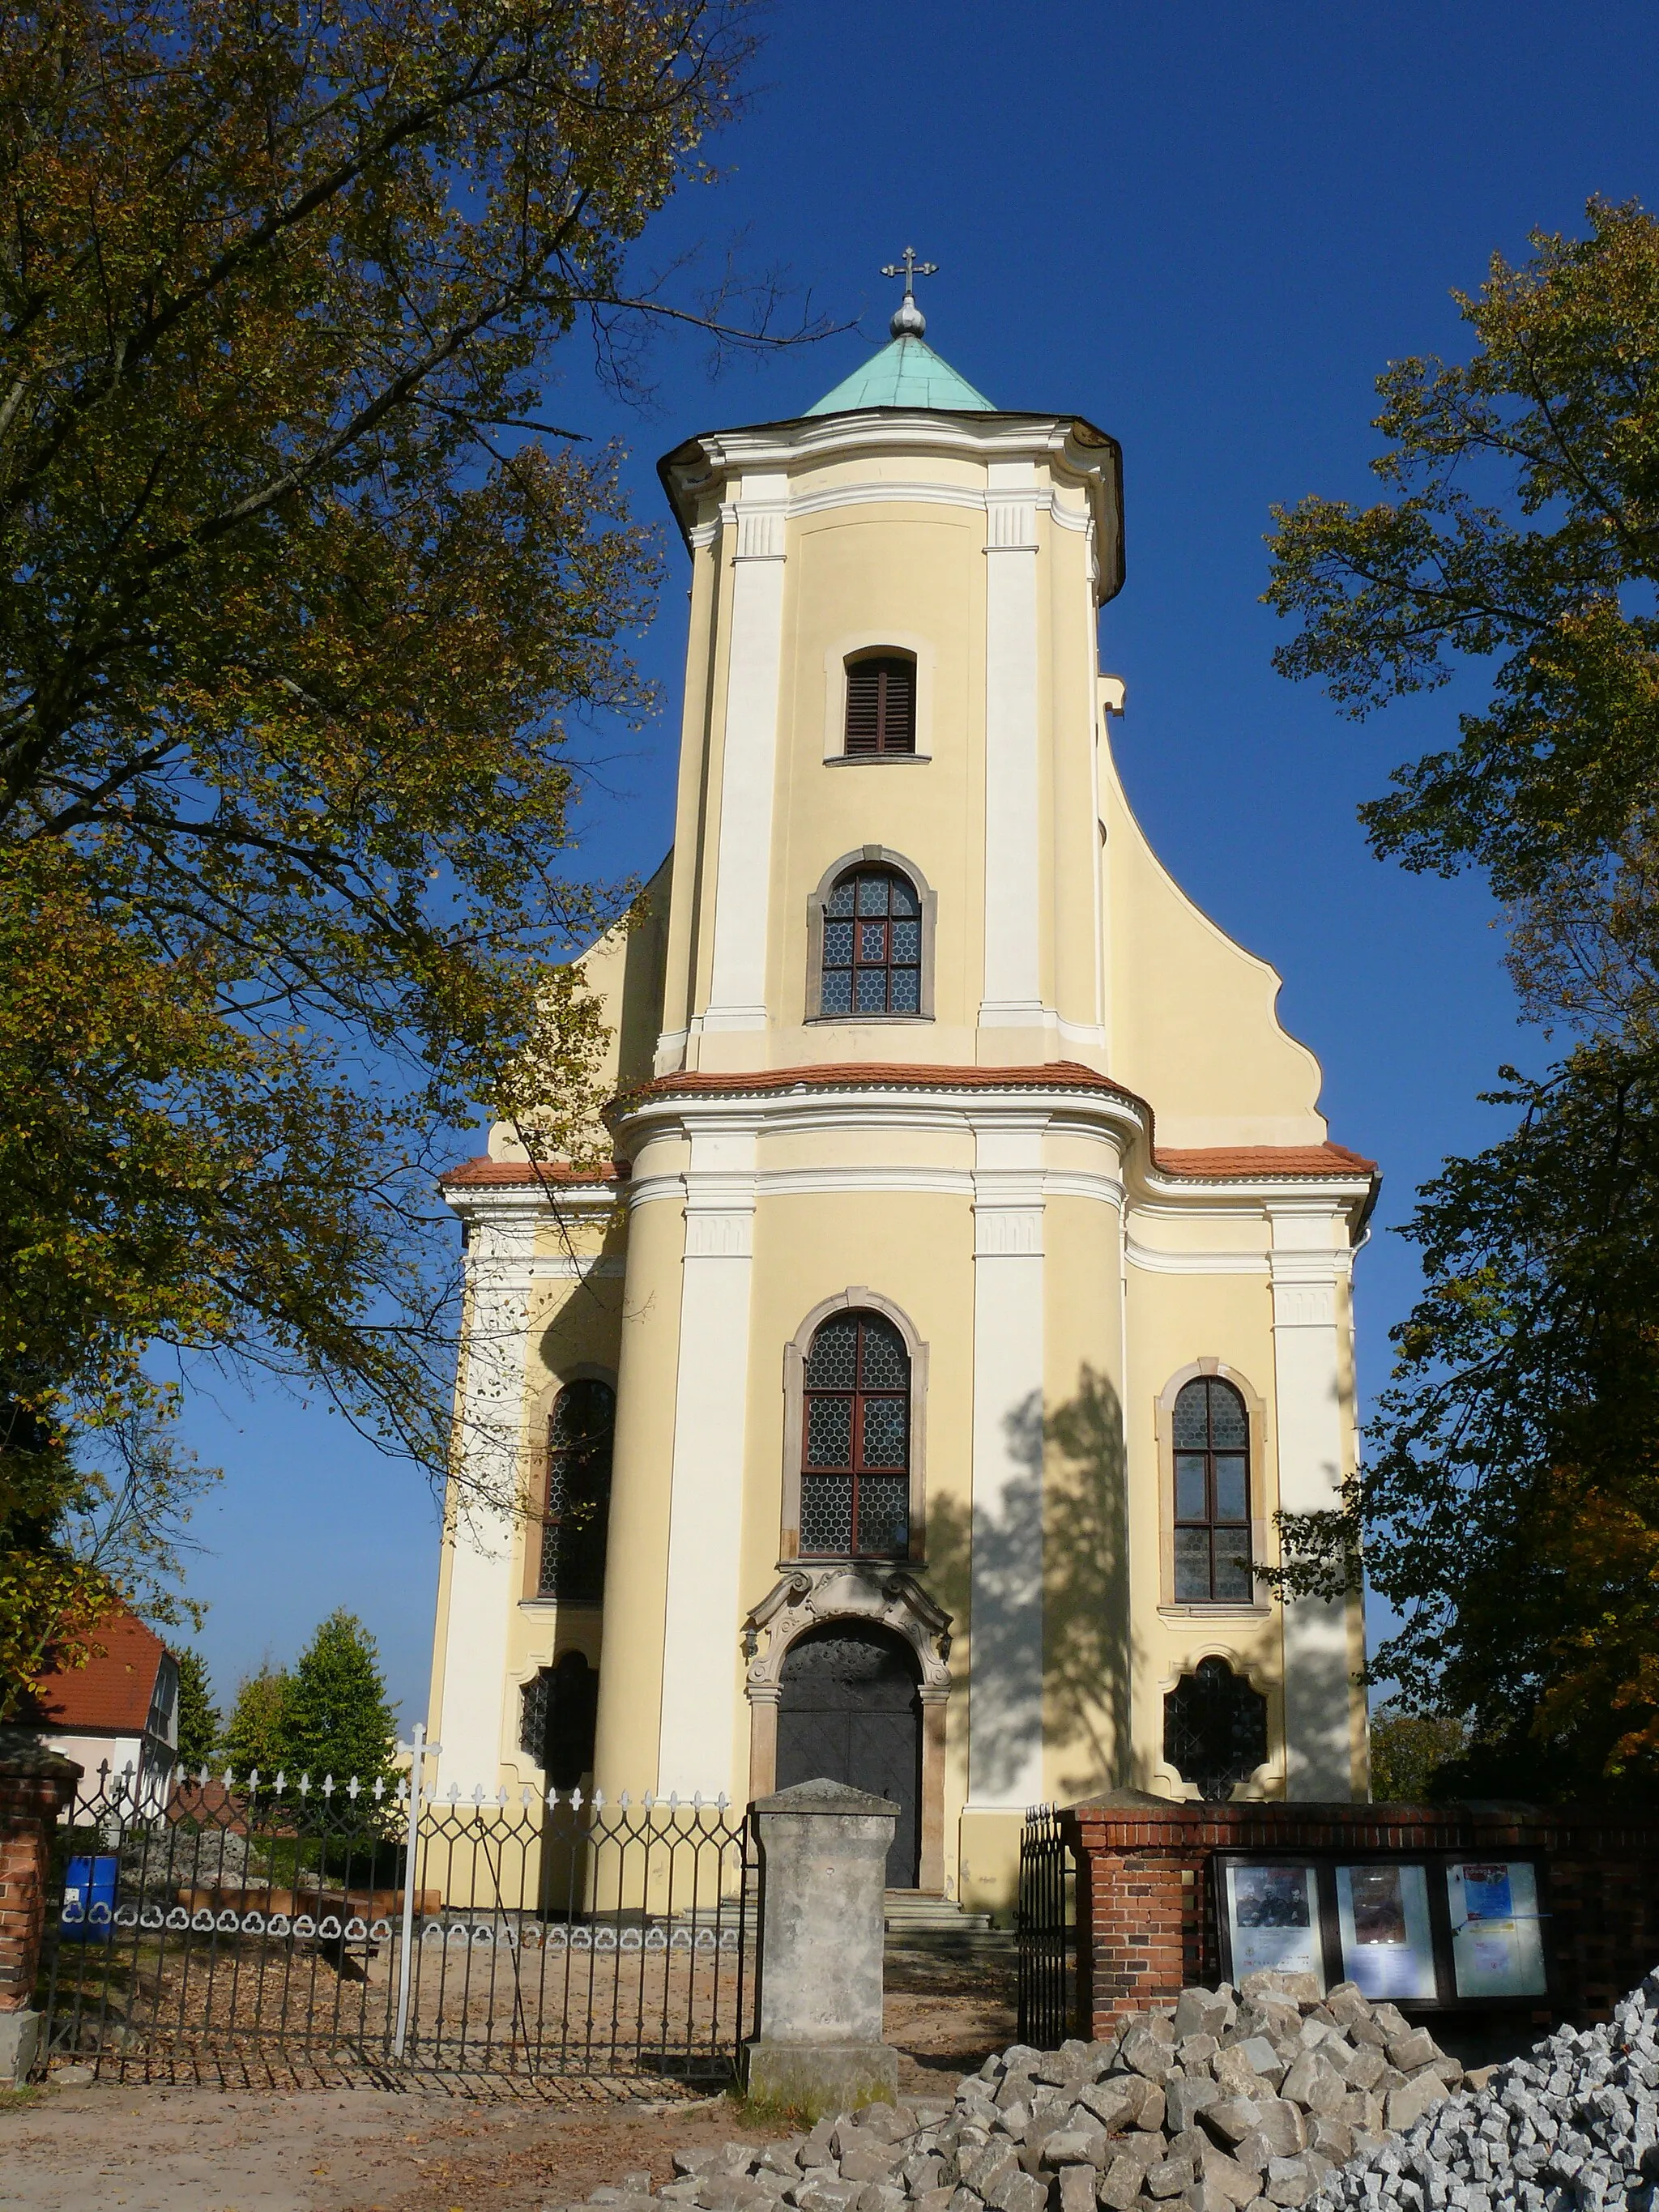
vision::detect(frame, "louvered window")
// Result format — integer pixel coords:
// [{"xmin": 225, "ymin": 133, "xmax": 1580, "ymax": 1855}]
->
[
  {"xmin": 820, "ymin": 868, "xmax": 921, "ymax": 1015},
  {"xmin": 844, "ymin": 656, "xmax": 916, "ymax": 756},
  {"xmin": 539, "ymin": 1379, "xmax": 615, "ymax": 1600},
  {"xmin": 1171, "ymin": 1377, "xmax": 1252, "ymax": 1602},
  {"xmin": 800, "ymin": 1311, "xmax": 911, "ymax": 1559}
]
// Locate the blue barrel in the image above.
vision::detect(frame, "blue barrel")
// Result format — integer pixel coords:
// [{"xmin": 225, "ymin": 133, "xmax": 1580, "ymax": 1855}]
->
[{"xmin": 62, "ymin": 1854, "xmax": 118, "ymax": 1940}]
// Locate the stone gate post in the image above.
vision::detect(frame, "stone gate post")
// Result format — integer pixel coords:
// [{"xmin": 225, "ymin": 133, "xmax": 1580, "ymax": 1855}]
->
[
  {"xmin": 744, "ymin": 1778, "xmax": 898, "ymax": 2116},
  {"xmin": 0, "ymin": 1749, "xmax": 83, "ymax": 2083}
]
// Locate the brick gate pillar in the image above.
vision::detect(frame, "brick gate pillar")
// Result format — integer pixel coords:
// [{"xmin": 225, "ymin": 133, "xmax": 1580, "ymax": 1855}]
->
[{"xmin": 0, "ymin": 1749, "xmax": 83, "ymax": 2082}]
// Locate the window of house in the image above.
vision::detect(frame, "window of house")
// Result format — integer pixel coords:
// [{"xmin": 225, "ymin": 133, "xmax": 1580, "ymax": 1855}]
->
[
  {"xmin": 539, "ymin": 1379, "xmax": 615, "ymax": 1600},
  {"xmin": 519, "ymin": 1651, "xmax": 599, "ymax": 1788},
  {"xmin": 800, "ymin": 1311, "xmax": 911, "ymax": 1558},
  {"xmin": 820, "ymin": 868, "xmax": 922, "ymax": 1015},
  {"xmin": 1172, "ymin": 1376, "xmax": 1252, "ymax": 1601},
  {"xmin": 844, "ymin": 655, "xmax": 916, "ymax": 755}
]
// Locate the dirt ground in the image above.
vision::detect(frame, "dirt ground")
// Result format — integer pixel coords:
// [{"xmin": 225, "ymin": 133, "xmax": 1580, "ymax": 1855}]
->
[{"xmin": 0, "ymin": 1951, "xmax": 1016, "ymax": 2212}]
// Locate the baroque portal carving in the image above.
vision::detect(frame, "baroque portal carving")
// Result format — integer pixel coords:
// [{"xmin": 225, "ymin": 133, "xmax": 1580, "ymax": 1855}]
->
[{"xmin": 741, "ymin": 1564, "xmax": 953, "ymax": 1894}]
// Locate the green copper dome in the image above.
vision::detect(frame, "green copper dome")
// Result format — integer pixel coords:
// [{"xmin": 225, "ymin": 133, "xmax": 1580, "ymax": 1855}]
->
[{"xmin": 805, "ymin": 333, "xmax": 995, "ymax": 416}]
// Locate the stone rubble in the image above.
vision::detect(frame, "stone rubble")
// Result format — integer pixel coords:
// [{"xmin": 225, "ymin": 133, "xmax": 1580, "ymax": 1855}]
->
[
  {"xmin": 1310, "ymin": 1969, "xmax": 1659, "ymax": 2212},
  {"xmin": 556, "ymin": 1970, "xmax": 1481, "ymax": 2212}
]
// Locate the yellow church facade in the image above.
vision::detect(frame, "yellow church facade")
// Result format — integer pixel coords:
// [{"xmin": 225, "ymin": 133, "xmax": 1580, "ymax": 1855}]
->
[{"xmin": 425, "ymin": 292, "xmax": 1376, "ymax": 1913}]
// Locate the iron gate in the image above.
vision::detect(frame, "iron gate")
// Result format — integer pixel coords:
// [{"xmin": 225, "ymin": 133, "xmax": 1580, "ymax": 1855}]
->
[
  {"xmin": 1016, "ymin": 1803, "xmax": 1074, "ymax": 2048},
  {"xmin": 41, "ymin": 1764, "xmax": 756, "ymax": 2086}
]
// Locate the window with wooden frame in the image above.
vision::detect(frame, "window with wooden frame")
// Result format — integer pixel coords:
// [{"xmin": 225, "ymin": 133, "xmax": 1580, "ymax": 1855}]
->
[
  {"xmin": 538, "ymin": 1379, "xmax": 615, "ymax": 1600},
  {"xmin": 843, "ymin": 654, "xmax": 916, "ymax": 756},
  {"xmin": 1171, "ymin": 1376, "xmax": 1253, "ymax": 1602},
  {"xmin": 800, "ymin": 1311, "xmax": 911, "ymax": 1559},
  {"xmin": 820, "ymin": 867, "xmax": 922, "ymax": 1016}
]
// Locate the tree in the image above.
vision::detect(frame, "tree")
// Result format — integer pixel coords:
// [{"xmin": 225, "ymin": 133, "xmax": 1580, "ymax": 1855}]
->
[
  {"xmin": 1367, "ymin": 1705, "xmax": 1469, "ymax": 1803},
  {"xmin": 280, "ymin": 1610, "xmax": 400, "ymax": 1791},
  {"xmin": 220, "ymin": 1661, "xmax": 292, "ymax": 1779},
  {"xmin": 1265, "ymin": 195, "xmax": 1659, "ymax": 927},
  {"xmin": 172, "ymin": 1646, "xmax": 220, "ymax": 1771},
  {"xmin": 1264, "ymin": 198, "xmax": 1659, "ymax": 1796},
  {"xmin": 0, "ymin": 0, "xmax": 805, "ymax": 1711}
]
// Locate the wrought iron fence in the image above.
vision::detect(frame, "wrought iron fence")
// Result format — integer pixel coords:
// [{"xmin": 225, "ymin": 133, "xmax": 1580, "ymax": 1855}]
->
[
  {"xmin": 1016, "ymin": 1803, "xmax": 1074, "ymax": 2048},
  {"xmin": 41, "ymin": 1763, "xmax": 756, "ymax": 2086}
]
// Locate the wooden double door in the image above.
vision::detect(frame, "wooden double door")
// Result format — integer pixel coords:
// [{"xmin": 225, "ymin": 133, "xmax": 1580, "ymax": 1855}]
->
[{"xmin": 774, "ymin": 1623, "xmax": 923, "ymax": 1888}]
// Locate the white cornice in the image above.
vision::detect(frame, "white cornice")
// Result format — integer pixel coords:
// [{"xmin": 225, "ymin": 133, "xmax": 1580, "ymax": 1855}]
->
[{"xmin": 1126, "ymin": 1237, "xmax": 1270, "ymax": 1276}]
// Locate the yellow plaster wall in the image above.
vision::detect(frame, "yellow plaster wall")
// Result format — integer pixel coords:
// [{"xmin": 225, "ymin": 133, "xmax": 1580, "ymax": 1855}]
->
[
  {"xmin": 773, "ymin": 509, "xmax": 984, "ymax": 1052},
  {"xmin": 1101, "ymin": 745, "xmax": 1328, "ymax": 1145},
  {"xmin": 586, "ymin": 1189, "xmax": 688, "ymax": 1797}
]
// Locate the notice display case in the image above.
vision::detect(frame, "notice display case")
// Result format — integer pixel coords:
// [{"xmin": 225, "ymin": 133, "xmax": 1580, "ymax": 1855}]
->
[{"xmin": 1214, "ymin": 1852, "xmax": 1550, "ymax": 2009}]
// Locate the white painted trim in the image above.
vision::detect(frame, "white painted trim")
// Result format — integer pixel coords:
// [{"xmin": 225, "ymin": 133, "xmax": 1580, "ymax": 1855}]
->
[
  {"xmin": 1266, "ymin": 1204, "xmax": 1356, "ymax": 1799},
  {"xmin": 967, "ymin": 1115, "xmax": 1047, "ymax": 1808},
  {"xmin": 703, "ymin": 476, "xmax": 787, "ymax": 1033},
  {"xmin": 980, "ymin": 460, "xmax": 1045, "ymax": 1027},
  {"xmin": 435, "ymin": 1201, "xmax": 537, "ymax": 1795},
  {"xmin": 655, "ymin": 1120, "xmax": 761, "ymax": 1796},
  {"xmin": 1126, "ymin": 1238, "xmax": 1271, "ymax": 1275}
]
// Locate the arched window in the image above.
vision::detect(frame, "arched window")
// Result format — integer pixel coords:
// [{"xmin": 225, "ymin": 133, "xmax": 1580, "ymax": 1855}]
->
[
  {"xmin": 1172, "ymin": 1376, "xmax": 1252, "ymax": 1601},
  {"xmin": 844, "ymin": 654, "xmax": 916, "ymax": 756},
  {"xmin": 520, "ymin": 1651, "xmax": 599, "ymax": 1788},
  {"xmin": 800, "ymin": 1311, "xmax": 911, "ymax": 1559},
  {"xmin": 820, "ymin": 867, "xmax": 922, "ymax": 1016},
  {"xmin": 538, "ymin": 1379, "xmax": 615, "ymax": 1600}
]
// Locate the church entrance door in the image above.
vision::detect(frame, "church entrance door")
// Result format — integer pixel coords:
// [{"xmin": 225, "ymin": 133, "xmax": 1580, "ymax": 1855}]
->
[{"xmin": 775, "ymin": 1622, "xmax": 923, "ymax": 1887}]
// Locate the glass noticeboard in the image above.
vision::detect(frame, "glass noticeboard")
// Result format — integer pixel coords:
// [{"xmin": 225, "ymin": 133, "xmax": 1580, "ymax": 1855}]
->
[
  {"xmin": 1222, "ymin": 1862, "xmax": 1325, "ymax": 1988},
  {"xmin": 1335, "ymin": 1861, "xmax": 1437, "ymax": 2000},
  {"xmin": 1214, "ymin": 1850, "xmax": 1550, "ymax": 2010},
  {"xmin": 1447, "ymin": 1860, "xmax": 1548, "ymax": 1999}
]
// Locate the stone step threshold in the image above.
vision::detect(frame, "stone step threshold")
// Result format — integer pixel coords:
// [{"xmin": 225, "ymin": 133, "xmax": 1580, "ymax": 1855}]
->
[{"xmin": 882, "ymin": 1891, "xmax": 997, "ymax": 1934}]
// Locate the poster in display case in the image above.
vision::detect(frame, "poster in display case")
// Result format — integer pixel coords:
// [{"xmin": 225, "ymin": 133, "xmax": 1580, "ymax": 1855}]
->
[
  {"xmin": 1214, "ymin": 1850, "xmax": 1550, "ymax": 2010},
  {"xmin": 1447, "ymin": 1860, "xmax": 1548, "ymax": 1999},
  {"xmin": 1335, "ymin": 1861, "xmax": 1437, "ymax": 2000},
  {"xmin": 1222, "ymin": 1861, "xmax": 1324, "ymax": 1988}
]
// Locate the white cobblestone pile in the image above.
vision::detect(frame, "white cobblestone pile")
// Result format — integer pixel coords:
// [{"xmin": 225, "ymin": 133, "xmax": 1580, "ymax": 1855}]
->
[
  {"xmin": 1310, "ymin": 1972, "xmax": 1659, "ymax": 2212},
  {"xmin": 559, "ymin": 1970, "xmax": 1475, "ymax": 2212}
]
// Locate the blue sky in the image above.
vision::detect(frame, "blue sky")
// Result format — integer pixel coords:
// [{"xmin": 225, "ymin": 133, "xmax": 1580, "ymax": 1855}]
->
[{"xmin": 172, "ymin": 2, "xmax": 1659, "ymax": 1725}]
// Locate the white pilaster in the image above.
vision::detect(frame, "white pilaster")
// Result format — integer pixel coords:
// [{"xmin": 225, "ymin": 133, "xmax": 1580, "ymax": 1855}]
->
[
  {"xmin": 1269, "ymin": 1203, "xmax": 1354, "ymax": 1798},
  {"xmin": 434, "ymin": 1192, "xmax": 539, "ymax": 1794},
  {"xmin": 966, "ymin": 1115, "xmax": 1047, "ymax": 1807},
  {"xmin": 702, "ymin": 477, "xmax": 787, "ymax": 1033},
  {"xmin": 980, "ymin": 462, "xmax": 1045, "ymax": 1028},
  {"xmin": 656, "ymin": 1119, "xmax": 759, "ymax": 1793}
]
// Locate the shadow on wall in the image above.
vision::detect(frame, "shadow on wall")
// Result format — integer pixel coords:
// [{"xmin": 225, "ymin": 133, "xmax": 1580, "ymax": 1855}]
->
[{"xmin": 926, "ymin": 1364, "xmax": 1133, "ymax": 1807}]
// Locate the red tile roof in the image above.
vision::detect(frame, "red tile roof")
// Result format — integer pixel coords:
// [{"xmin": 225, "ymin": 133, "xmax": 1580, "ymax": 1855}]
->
[
  {"xmin": 439, "ymin": 1157, "xmax": 624, "ymax": 1188},
  {"xmin": 26, "ymin": 1609, "xmax": 168, "ymax": 1734},
  {"xmin": 1154, "ymin": 1142, "xmax": 1377, "ymax": 1178}
]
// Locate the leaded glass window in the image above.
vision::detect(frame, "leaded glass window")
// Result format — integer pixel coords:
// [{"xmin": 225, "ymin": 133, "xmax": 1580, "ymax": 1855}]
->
[
  {"xmin": 520, "ymin": 1651, "xmax": 599, "ymax": 1788},
  {"xmin": 539, "ymin": 1379, "xmax": 615, "ymax": 1600},
  {"xmin": 819, "ymin": 868, "xmax": 922, "ymax": 1016},
  {"xmin": 1171, "ymin": 1376, "xmax": 1252, "ymax": 1602},
  {"xmin": 800, "ymin": 1311, "xmax": 911, "ymax": 1559}
]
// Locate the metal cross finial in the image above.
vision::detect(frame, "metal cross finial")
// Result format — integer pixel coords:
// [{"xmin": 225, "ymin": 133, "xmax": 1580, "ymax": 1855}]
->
[{"xmin": 881, "ymin": 245, "xmax": 937, "ymax": 339}]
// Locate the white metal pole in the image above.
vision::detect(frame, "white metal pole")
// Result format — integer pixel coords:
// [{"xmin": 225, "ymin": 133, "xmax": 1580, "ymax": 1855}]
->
[{"xmin": 392, "ymin": 1724, "xmax": 437, "ymax": 2061}]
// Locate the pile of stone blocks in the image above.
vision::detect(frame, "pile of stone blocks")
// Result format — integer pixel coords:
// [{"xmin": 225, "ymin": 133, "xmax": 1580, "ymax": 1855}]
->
[
  {"xmin": 1311, "ymin": 1971, "xmax": 1659, "ymax": 2212},
  {"xmin": 560, "ymin": 1970, "xmax": 1471, "ymax": 2212}
]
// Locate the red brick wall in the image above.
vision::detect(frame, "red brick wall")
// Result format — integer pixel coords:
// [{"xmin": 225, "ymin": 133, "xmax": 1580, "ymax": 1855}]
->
[
  {"xmin": 1062, "ymin": 1798, "xmax": 1659, "ymax": 2036},
  {"xmin": 0, "ymin": 1754, "xmax": 83, "ymax": 2011}
]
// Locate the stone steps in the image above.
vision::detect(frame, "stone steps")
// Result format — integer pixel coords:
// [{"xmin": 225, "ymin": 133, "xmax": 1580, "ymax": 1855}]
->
[{"xmin": 882, "ymin": 1892, "xmax": 997, "ymax": 1935}]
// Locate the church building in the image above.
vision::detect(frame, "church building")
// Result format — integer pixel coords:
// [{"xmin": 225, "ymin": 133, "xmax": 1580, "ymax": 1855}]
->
[{"xmin": 425, "ymin": 264, "xmax": 1377, "ymax": 1913}]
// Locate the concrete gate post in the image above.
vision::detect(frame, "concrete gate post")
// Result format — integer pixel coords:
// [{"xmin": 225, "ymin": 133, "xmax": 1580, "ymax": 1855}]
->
[
  {"xmin": 0, "ymin": 1749, "xmax": 83, "ymax": 2084},
  {"xmin": 744, "ymin": 1778, "xmax": 898, "ymax": 2117}
]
